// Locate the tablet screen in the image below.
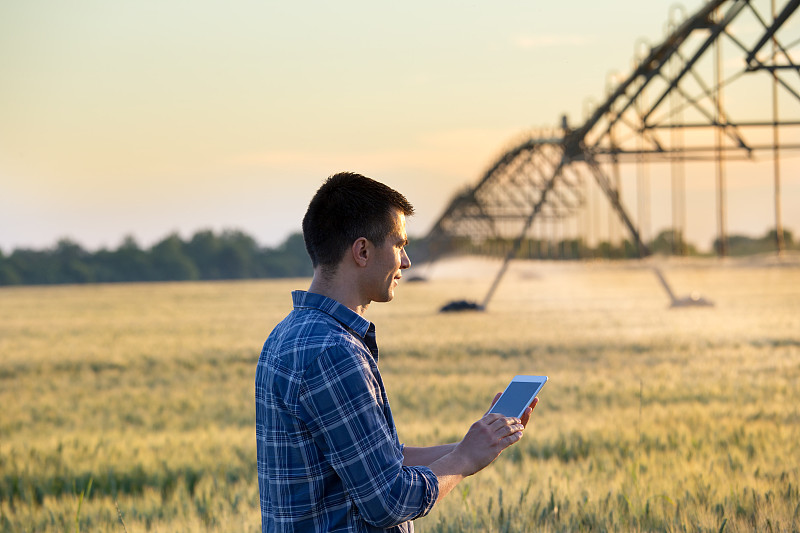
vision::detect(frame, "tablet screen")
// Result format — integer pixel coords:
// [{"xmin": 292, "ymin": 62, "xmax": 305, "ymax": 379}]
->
[{"xmin": 489, "ymin": 380, "xmax": 545, "ymax": 417}]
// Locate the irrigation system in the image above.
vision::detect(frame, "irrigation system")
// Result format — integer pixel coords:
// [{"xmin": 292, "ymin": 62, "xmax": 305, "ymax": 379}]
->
[{"xmin": 422, "ymin": 0, "xmax": 800, "ymax": 311}]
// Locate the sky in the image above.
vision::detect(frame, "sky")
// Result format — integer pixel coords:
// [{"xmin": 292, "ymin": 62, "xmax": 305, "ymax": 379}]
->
[{"xmin": 1, "ymin": 0, "xmax": 798, "ymax": 255}]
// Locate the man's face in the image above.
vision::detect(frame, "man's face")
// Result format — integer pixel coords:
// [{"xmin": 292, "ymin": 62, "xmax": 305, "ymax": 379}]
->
[{"xmin": 365, "ymin": 210, "xmax": 411, "ymax": 303}]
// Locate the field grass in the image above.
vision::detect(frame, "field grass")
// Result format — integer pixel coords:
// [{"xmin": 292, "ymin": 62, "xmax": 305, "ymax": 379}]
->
[{"xmin": 1, "ymin": 256, "xmax": 799, "ymax": 532}]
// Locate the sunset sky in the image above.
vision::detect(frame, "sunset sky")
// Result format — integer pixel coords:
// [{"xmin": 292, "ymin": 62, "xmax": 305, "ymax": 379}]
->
[{"xmin": 1, "ymin": 0, "xmax": 798, "ymax": 255}]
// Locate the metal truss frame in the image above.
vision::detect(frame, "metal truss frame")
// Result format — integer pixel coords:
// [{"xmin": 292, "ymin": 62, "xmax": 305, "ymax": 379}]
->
[{"xmin": 424, "ymin": 0, "xmax": 800, "ymax": 309}]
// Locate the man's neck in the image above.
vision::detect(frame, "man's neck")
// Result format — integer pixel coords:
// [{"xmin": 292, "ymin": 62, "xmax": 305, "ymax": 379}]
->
[{"xmin": 308, "ymin": 272, "xmax": 371, "ymax": 316}]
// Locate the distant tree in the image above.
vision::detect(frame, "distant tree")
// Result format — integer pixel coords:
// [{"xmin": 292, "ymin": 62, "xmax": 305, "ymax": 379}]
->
[
  {"xmin": 260, "ymin": 232, "xmax": 312, "ymax": 278},
  {"xmin": 403, "ymin": 236, "xmax": 429, "ymax": 263},
  {"xmin": 714, "ymin": 232, "xmax": 780, "ymax": 256},
  {"xmin": 19, "ymin": 222, "xmax": 798, "ymax": 287},
  {"xmin": 86, "ymin": 236, "xmax": 153, "ymax": 282},
  {"xmin": 6, "ymin": 248, "xmax": 59, "ymax": 284},
  {"xmin": 764, "ymin": 228, "xmax": 794, "ymax": 247},
  {"xmin": 150, "ymin": 234, "xmax": 199, "ymax": 281},
  {"xmin": 558, "ymin": 238, "xmax": 581, "ymax": 259},
  {"xmin": 0, "ymin": 263, "xmax": 20, "ymax": 285},
  {"xmin": 88, "ymin": 248, "xmax": 119, "ymax": 283},
  {"xmin": 0, "ymin": 250, "xmax": 21, "ymax": 285},
  {"xmin": 112, "ymin": 236, "xmax": 154, "ymax": 281},
  {"xmin": 622, "ymin": 239, "xmax": 641, "ymax": 258},
  {"xmin": 280, "ymin": 232, "xmax": 310, "ymax": 262},
  {"xmin": 649, "ymin": 229, "xmax": 698, "ymax": 256},
  {"xmin": 183, "ymin": 229, "xmax": 261, "ymax": 279},
  {"xmin": 54, "ymin": 239, "xmax": 93, "ymax": 284},
  {"xmin": 217, "ymin": 230, "xmax": 259, "ymax": 279},
  {"xmin": 184, "ymin": 230, "xmax": 223, "ymax": 279},
  {"xmin": 712, "ymin": 229, "xmax": 797, "ymax": 256}
]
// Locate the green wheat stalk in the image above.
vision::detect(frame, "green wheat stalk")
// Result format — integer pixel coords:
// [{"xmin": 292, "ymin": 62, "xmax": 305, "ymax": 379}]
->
[{"xmin": 75, "ymin": 477, "xmax": 93, "ymax": 533}]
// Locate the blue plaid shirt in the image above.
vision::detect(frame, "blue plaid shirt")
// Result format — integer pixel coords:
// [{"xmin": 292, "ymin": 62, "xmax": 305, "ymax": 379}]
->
[{"xmin": 255, "ymin": 291, "xmax": 439, "ymax": 532}]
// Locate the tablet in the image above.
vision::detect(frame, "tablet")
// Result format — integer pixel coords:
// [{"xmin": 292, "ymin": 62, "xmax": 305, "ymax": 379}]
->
[{"xmin": 487, "ymin": 375, "xmax": 548, "ymax": 418}]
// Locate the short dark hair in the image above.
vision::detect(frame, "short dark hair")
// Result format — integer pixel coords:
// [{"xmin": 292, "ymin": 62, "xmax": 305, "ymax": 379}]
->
[{"xmin": 302, "ymin": 172, "xmax": 414, "ymax": 271}]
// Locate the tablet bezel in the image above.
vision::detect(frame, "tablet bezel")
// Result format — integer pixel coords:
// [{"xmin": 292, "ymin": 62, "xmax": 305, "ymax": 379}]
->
[{"xmin": 487, "ymin": 374, "xmax": 548, "ymax": 419}]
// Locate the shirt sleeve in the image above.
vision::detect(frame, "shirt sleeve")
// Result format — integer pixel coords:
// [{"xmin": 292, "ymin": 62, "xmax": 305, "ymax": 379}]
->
[{"xmin": 299, "ymin": 345, "xmax": 439, "ymax": 528}]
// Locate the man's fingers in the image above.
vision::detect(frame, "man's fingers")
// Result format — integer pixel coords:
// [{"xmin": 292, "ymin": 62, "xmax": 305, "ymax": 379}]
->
[
  {"xmin": 484, "ymin": 413, "xmax": 519, "ymax": 427},
  {"xmin": 520, "ymin": 397, "xmax": 539, "ymax": 428},
  {"xmin": 482, "ymin": 412, "xmax": 506, "ymax": 424},
  {"xmin": 499, "ymin": 428, "xmax": 524, "ymax": 448},
  {"xmin": 484, "ymin": 415, "xmax": 523, "ymax": 439},
  {"xmin": 485, "ymin": 392, "xmax": 503, "ymax": 414},
  {"xmin": 504, "ymin": 423, "xmax": 524, "ymax": 438}
]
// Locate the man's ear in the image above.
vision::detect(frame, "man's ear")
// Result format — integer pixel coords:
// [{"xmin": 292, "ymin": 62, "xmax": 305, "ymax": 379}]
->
[{"xmin": 351, "ymin": 237, "xmax": 370, "ymax": 268}]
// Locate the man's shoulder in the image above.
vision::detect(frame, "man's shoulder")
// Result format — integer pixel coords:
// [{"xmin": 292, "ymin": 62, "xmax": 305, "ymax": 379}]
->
[
  {"xmin": 272, "ymin": 305, "xmax": 350, "ymax": 342},
  {"xmin": 256, "ymin": 306, "xmax": 370, "ymax": 414},
  {"xmin": 262, "ymin": 306, "xmax": 362, "ymax": 370}
]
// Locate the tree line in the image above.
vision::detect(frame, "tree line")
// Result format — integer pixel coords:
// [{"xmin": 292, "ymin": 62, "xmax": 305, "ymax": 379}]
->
[
  {"xmin": 424, "ymin": 227, "xmax": 795, "ymax": 261},
  {"xmin": 0, "ymin": 230, "xmax": 313, "ymax": 286},
  {"xmin": 0, "ymin": 227, "xmax": 794, "ymax": 286}
]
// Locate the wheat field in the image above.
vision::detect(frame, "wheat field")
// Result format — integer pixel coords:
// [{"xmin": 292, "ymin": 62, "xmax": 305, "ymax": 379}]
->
[{"xmin": 1, "ymin": 256, "xmax": 799, "ymax": 532}]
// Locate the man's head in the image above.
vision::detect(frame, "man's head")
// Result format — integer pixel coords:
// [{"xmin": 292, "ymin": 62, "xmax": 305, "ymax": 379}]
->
[{"xmin": 302, "ymin": 172, "xmax": 414, "ymax": 276}]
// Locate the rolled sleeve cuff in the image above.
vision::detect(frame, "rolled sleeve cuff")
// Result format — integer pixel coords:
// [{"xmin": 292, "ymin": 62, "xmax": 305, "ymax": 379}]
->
[{"xmin": 409, "ymin": 465, "xmax": 440, "ymax": 519}]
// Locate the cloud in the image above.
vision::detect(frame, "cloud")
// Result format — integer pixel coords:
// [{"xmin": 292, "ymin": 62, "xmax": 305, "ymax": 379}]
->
[{"xmin": 512, "ymin": 33, "xmax": 591, "ymax": 49}]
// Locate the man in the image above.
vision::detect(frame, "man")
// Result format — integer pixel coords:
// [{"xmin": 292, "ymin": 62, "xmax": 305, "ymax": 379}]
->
[{"xmin": 255, "ymin": 172, "xmax": 538, "ymax": 532}]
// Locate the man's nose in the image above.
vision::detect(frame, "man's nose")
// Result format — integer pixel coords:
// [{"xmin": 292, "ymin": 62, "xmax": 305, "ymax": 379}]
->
[{"xmin": 400, "ymin": 249, "xmax": 411, "ymax": 269}]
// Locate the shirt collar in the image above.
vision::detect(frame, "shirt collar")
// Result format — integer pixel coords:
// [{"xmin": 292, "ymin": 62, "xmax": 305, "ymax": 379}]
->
[{"xmin": 291, "ymin": 290, "xmax": 372, "ymax": 339}]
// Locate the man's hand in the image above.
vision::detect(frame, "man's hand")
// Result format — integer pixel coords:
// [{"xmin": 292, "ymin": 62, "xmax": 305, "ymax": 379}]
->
[
  {"xmin": 429, "ymin": 393, "xmax": 540, "ymax": 502},
  {"xmin": 452, "ymin": 413, "xmax": 524, "ymax": 476}
]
